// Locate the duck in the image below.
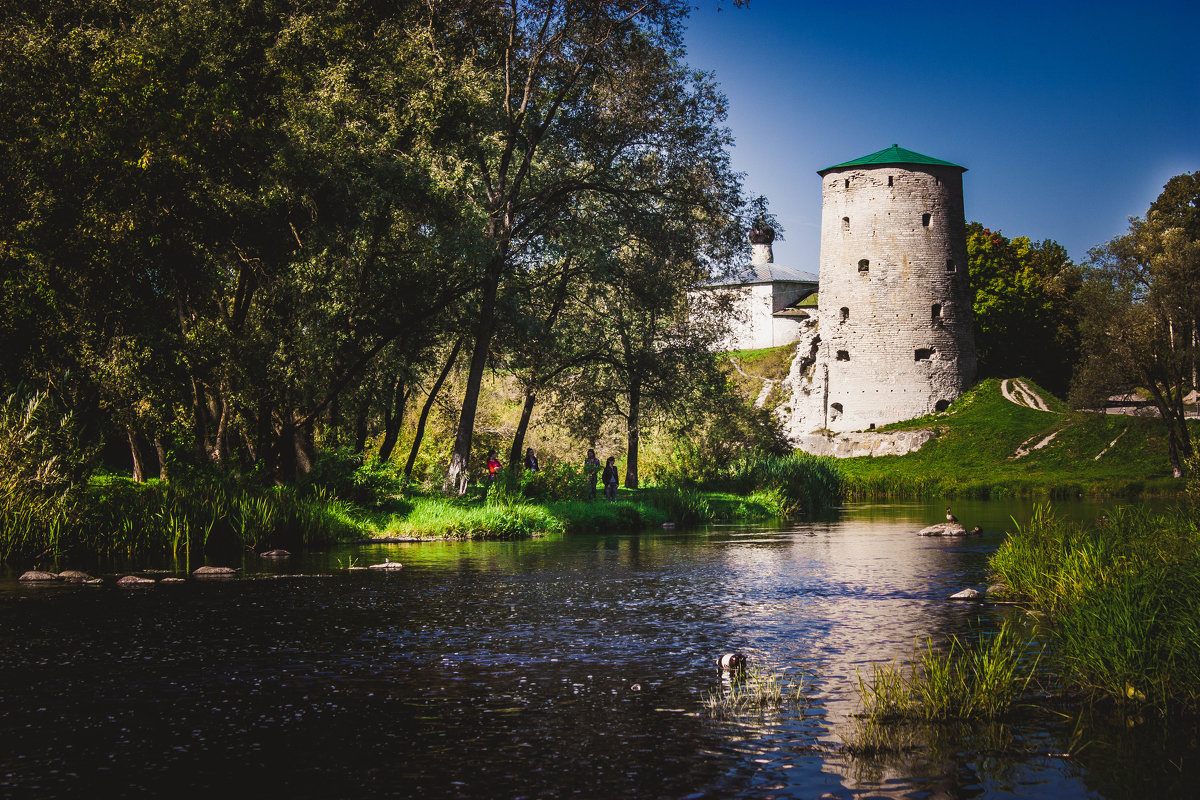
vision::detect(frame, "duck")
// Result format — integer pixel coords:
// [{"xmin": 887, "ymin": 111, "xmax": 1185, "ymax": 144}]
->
[
  {"xmin": 717, "ymin": 652, "xmax": 747, "ymax": 677},
  {"xmin": 945, "ymin": 506, "xmax": 959, "ymax": 524}
]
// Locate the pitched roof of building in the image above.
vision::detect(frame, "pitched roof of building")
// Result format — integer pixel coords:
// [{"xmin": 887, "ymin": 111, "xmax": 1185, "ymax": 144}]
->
[
  {"xmin": 710, "ymin": 263, "xmax": 818, "ymax": 287},
  {"xmin": 818, "ymin": 144, "xmax": 966, "ymax": 175}
]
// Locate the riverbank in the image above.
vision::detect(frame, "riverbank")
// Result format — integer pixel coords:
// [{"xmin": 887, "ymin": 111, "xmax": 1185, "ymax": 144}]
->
[
  {"xmin": 837, "ymin": 378, "xmax": 1190, "ymax": 500},
  {"xmin": 1, "ymin": 452, "xmax": 842, "ymax": 563}
]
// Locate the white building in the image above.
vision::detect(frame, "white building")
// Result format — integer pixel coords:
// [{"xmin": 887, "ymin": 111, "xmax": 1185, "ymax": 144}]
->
[{"xmin": 708, "ymin": 225, "xmax": 818, "ymax": 351}]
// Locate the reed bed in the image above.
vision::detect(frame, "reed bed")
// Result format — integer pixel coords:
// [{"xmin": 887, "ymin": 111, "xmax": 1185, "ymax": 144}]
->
[
  {"xmin": 989, "ymin": 503, "xmax": 1200, "ymax": 710},
  {"xmin": 857, "ymin": 621, "xmax": 1040, "ymax": 722}
]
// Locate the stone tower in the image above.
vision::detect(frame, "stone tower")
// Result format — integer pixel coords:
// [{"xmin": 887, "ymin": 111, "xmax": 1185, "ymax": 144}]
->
[{"xmin": 814, "ymin": 144, "xmax": 976, "ymax": 432}]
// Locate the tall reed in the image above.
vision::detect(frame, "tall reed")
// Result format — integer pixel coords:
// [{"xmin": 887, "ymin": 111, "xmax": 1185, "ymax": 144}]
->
[{"xmin": 989, "ymin": 503, "xmax": 1200, "ymax": 709}]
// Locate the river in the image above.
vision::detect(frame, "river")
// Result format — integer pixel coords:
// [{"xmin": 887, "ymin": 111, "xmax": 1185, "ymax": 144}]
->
[{"xmin": 1, "ymin": 499, "xmax": 1195, "ymax": 798}]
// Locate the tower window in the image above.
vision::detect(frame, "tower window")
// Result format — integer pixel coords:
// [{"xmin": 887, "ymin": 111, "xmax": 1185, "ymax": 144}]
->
[
  {"xmin": 946, "ymin": 259, "xmax": 956, "ymax": 273},
  {"xmin": 842, "ymin": 216, "xmax": 850, "ymax": 231},
  {"xmin": 836, "ymin": 350, "xmax": 850, "ymax": 361},
  {"xmin": 844, "ymin": 179, "xmax": 850, "ymax": 188},
  {"xmin": 922, "ymin": 213, "xmax": 932, "ymax": 227},
  {"xmin": 931, "ymin": 303, "xmax": 942, "ymax": 323},
  {"xmin": 840, "ymin": 306, "xmax": 849, "ymax": 322},
  {"xmin": 888, "ymin": 176, "xmax": 893, "ymax": 187},
  {"xmin": 935, "ymin": 400, "xmax": 950, "ymax": 412},
  {"xmin": 915, "ymin": 348, "xmax": 934, "ymax": 361},
  {"xmin": 830, "ymin": 402, "xmax": 843, "ymax": 421},
  {"xmin": 935, "ymin": 176, "xmax": 941, "ymax": 186},
  {"xmin": 858, "ymin": 259, "xmax": 869, "ymax": 273}
]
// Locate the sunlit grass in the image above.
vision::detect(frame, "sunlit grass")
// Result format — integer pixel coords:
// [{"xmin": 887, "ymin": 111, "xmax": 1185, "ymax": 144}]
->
[{"xmin": 856, "ymin": 621, "xmax": 1041, "ymax": 722}]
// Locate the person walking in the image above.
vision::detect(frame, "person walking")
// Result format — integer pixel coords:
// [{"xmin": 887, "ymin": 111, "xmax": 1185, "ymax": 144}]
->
[
  {"xmin": 602, "ymin": 456, "xmax": 619, "ymax": 501},
  {"xmin": 584, "ymin": 449, "xmax": 601, "ymax": 499}
]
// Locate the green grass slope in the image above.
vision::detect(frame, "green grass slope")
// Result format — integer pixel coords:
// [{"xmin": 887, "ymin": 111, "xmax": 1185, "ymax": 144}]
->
[{"xmin": 840, "ymin": 378, "xmax": 1188, "ymax": 499}]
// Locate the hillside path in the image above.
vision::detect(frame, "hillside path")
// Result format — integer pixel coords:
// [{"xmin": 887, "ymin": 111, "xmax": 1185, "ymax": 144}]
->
[{"xmin": 1001, "ymin": 379, "xmax": 1055, "ymax": 412}]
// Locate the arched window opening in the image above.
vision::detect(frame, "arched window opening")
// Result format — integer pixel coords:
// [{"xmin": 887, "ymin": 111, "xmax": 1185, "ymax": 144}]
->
[
  {"xmin": 915, "ymin": 348, "xmax": 934, "ymax": 361},
  {"xmin": 935, "ymin": 399, "xmax": 950, "ymax": 412},
  {"xmin": 858, "ymin": 259, "xmax": 869, "ymax": 273},
  {"xmin": 840, "ymin": 306, "xmax": 849, "ymax": 322},
  {"xmin": 842, "ymin": 216, "xmax": 850, "ymax": 231},
  {"xmin": 922, "ymin": 213, "xmax": 932, "ymax": 227},
  {"xmin": 830, "ymin": 403, "xmax": 843, "ymax": 422}
]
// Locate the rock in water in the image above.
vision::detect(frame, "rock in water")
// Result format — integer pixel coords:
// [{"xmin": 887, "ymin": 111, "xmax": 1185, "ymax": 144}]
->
[
  {"xmin": 368, "ymin": 560, "xmax": 404, "ymax": 571},
  {"xmin": 160, "ymin": 577, "xmax": 187, "ymax": 584},
  {"xmin": 950, "ymin": 588, "xmax": 982, "ymax": 600},
  {"xmin": 192, "ymin": 566, "xmax": 240, "ymax": 578},
  {"xmin": 117, "ymin": 575, "xmax": 155, "ymax": 586},
  {"xmin": 58, "ymin": 570, "xmax": 92, "ymax": 581},
  {"xmin": 260, "ymin": 549, "xmax": 291, "ymax": 559},
  {"xmin": 19, "ymin": 571, "xmax": 60, "ymax": 582},
  {"xmin": 918, "ymin": 522, "xmax": 968, "ymax": 536}
]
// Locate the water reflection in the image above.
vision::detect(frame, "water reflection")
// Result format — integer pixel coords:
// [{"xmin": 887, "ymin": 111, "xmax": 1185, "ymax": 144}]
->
[{"xmin": 0, "ymin": 498, "xmax": 1191, "ymax": 798}]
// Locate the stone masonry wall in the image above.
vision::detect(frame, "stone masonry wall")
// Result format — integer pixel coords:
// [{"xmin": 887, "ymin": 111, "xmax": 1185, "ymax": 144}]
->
[{"xmin": 815, "ymin": 164, "xmax": 976, "ymax": 432}]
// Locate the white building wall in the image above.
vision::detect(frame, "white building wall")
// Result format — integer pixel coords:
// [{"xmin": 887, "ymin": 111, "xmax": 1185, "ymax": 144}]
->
[{"xmin": 815, "ymin": 165, "xmax": 976, "ymax": 432}]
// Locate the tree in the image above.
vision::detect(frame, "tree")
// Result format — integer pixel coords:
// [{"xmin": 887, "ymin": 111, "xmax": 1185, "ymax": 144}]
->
[
  {"xmin": 967, "ymin": 223, "xmax": 1081, "ymax": 396},
  {"xmin": 1071, "ymin": 173, "xmax": 1200, "ymax": 477},
  {"xmin": 433, "ymin": 0, "xmax": 743, "ymax": 493},
  {"xmin": 1, "ymin": 0, "xmax": 482, "ymax": 479}
]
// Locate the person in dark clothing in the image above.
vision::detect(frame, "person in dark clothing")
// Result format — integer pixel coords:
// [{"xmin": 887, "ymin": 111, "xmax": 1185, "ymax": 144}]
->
[
  {"xmin": 523, "ymin": 448, "xmax": 539, "ymax": 472},
  {"xmin": 584, "ymin": 449, "xmax": 601, "ymax": 499},
  {"xmin": 602, "ymin": 456, "xmax": 619, "ymax": 501}
]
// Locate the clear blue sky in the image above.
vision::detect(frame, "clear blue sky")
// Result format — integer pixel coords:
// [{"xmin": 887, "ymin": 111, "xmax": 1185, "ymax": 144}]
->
[{"xmin": 683, "ymin": 0, "xmax": 1200, "ymax": 267}]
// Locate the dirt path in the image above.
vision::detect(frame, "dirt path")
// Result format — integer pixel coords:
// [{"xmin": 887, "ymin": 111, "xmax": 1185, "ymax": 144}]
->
[
  {"xmin": 1001, "ymin": 378, "xmax": 1055, "ymax": 412},
  {"xmin": 729, "ymin": 357, "xmax": 776, "ymax": 410}
]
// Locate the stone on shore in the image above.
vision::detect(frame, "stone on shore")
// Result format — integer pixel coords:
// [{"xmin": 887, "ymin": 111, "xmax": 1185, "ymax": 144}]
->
[
  {"xmin": 950, "ymin": 588, "xmax": 982, "ymax": 600},
  {"xmin": 918, "ymin": 522, "xmax": 968, "ymax": 536},
  {"xmin": 117, "ymin": 575, "xmax": 155, "ymax": 586},
  {"xmin": 19, "ymin": 570, "xmax": 60, "ymax": 582}
]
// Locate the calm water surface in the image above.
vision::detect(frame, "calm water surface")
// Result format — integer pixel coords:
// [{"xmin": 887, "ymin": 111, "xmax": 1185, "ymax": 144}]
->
[{"xmin": 1, "ymin": 499, "xmax": 1195, "ymax": 798}]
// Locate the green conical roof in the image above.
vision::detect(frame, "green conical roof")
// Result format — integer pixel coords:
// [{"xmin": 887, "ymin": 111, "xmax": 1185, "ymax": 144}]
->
[{"xmin": 818, "ymin": 144, "xmax": 966, "ymax": 175}]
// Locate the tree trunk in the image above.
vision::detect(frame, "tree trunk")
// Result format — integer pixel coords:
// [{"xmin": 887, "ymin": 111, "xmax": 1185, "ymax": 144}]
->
[
  {"xmin": 376, "ymin": 375, "xmax": 408, "ymax": 464},
  {"xmin": 127, "ymin": 425, "xmax": 150, "ymax": 483},
  {"xmin": 407, "ymin": 338, "xmax": 463, "ymax": 479},
  {"xmin": 509, "ymin": 388, "xmax": 537, "ymax": 474},
  {"xmin": 353, "ymin": 398, "xmax": 371, "ymax": 455},
  {"xmin": 444, "ymin": 263, "xmax": 502, "ymax": 494},
  {"xmin": 624, "ymin": 379, "xmax": 640, "ymax": 489},
  {"xmin": 154, "ymin": 438, "xmax": 169, "ymax": 480}
]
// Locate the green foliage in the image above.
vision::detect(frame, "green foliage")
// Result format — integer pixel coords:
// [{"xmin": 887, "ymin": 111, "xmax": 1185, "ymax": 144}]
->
[
  {"xmin": 302, "ymin": 447, "xmax": 404, "ymax": 507},
  {"xmin": 968, "ymin": 223, "xmax": 1081, "ymax": 396},
  {"xmin": 517, "ymin": 462, "xmax": 588, "ymax": 501},
  {"xmin": 988, "ymin": 503, "xmax": 1200, "ymax": 709},
  {"xmin": 857, "ymin": 621, "xmax": 1040, "ymax": 722}
]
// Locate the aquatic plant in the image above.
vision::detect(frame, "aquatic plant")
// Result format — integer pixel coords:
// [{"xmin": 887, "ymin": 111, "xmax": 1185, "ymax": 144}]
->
[
  {"xmin": 990, "ymin": 503, "xmax": 1200, "ymax": 709},
  {"xmin": 704, "ymin": 662, "xmax": 809, "ymax": 718},
  {"xmin": 857, "ymin": 621, "xmax": 1040, "ymax": 721}
]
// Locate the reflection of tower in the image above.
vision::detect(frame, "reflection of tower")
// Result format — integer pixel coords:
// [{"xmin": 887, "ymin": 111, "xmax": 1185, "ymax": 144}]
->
[{"xmin": 816, "ymin": 145, "xmax": 976, "ymax": 432}]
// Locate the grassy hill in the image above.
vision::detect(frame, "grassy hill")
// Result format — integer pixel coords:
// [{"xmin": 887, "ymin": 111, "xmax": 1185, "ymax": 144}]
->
[{"xmin": 838, "ymin": 378, "xmax": 1189, "ymax": 499}]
